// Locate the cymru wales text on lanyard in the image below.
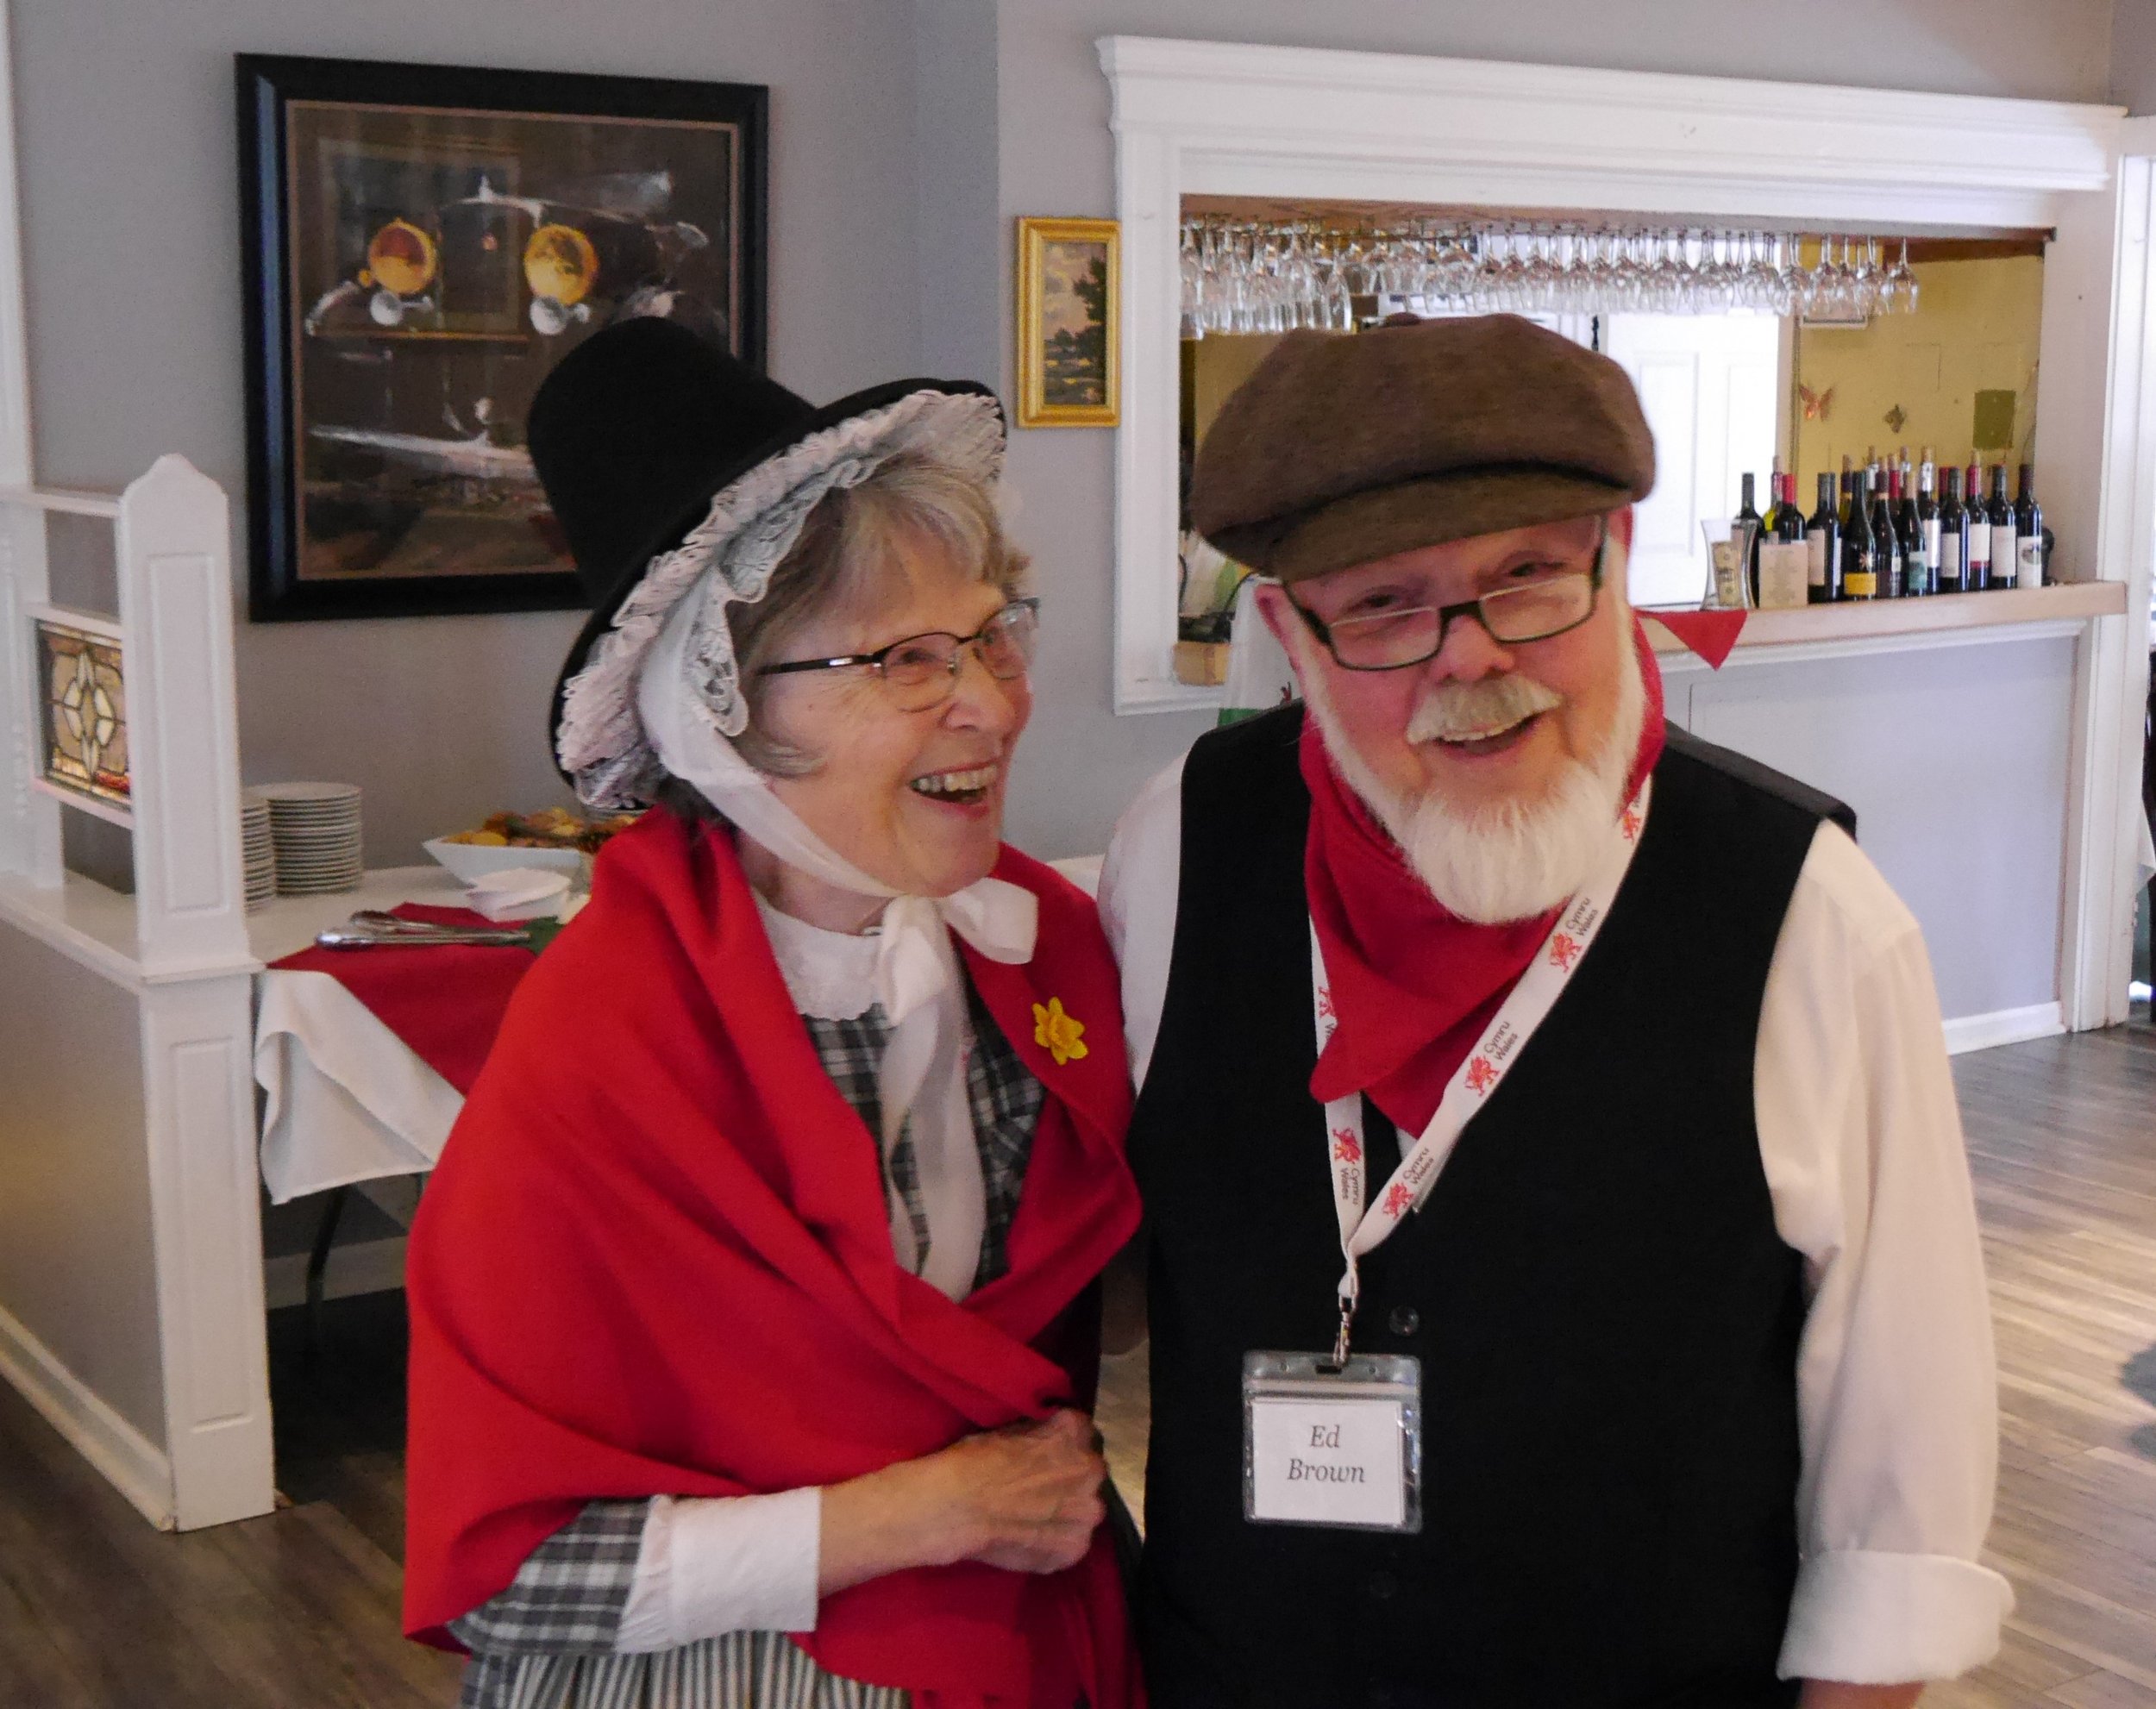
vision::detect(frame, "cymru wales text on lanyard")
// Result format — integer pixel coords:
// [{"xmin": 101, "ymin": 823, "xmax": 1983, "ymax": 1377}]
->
[{"xmin": 1307, "ymin": 779, "xmax": 1651, "ymax": 1360}]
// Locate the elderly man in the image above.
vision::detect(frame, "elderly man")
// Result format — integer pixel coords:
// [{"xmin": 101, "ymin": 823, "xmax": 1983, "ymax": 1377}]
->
[{"xmin": 1100, "ymin": 316, "xmax": 2007, "ymax": 1709}]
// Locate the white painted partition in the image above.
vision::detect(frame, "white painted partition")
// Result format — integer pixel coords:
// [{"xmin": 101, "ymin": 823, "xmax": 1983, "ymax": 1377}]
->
[
  {"xmin": 0, "ymin": 463, "xmax": 272, "ymax": 1532},
  {"xmin": 0, "ymin": 0, "xmax": 270, "ymax": 1531}
]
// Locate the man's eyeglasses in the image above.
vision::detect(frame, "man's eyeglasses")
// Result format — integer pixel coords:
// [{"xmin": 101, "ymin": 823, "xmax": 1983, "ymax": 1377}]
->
[
  {"xmin": 757, "ymin": 598, "xmax": 1039, "ymax": 712},
  {"xmin": 1285, "ymin": 526, "xmax": 1608, "ymax": 672}
]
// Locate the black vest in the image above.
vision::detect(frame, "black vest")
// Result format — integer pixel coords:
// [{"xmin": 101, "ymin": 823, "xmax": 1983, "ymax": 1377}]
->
[{"xmin": 1130, "ymin": 708, "xmax": 1824, "ymax": 1709}]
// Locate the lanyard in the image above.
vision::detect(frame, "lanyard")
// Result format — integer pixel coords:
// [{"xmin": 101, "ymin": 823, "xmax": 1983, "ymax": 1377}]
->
[{"xmin": 1308, "ymin": 779, "xmax": 1651, "ymax": 1363}]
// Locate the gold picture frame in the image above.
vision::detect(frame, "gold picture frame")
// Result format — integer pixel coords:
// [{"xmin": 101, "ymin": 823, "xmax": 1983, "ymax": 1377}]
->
[{"xmin": 1016, "ymin": 216, "xmax": 1119, "ymax": 428}]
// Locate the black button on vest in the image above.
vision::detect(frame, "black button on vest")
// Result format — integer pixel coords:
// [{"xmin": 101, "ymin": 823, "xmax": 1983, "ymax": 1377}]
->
[{"xmin": 1130, "ymin": 707, "xmax": 1823, "ymax": 1709}]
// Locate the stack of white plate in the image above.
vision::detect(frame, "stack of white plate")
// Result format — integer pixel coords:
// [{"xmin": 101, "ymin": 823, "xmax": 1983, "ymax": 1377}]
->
[
  {"xmin": 259, "ymin": 782, "xmax": 363, "ymax": 896},
  {"xmin": 241, "ymin": 791, "xmax": 277, "ymax": 911}
]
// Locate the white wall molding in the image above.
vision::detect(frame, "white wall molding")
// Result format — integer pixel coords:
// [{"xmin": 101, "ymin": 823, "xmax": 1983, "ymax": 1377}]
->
[
  {"xmin": 0, "ymin": 0, "xmax": 33, "ymax": 489},
  {"xmin": 0, "ymin": 1298, "xmax": 173, "ymax": 1530},
  {"xmin": 1105, "ymin": 38, "xmax": 2115, "ymax": 216},
  {"xmin": 2059, "ymin": 126, "xmax": 2156, "ymax": 1031},
  {"xmin": 1942, "ymin": 1001, "xmax": 2067, "ymax": 1056}
]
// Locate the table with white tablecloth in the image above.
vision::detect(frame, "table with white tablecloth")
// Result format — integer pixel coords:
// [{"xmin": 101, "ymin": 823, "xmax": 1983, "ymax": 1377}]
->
[{"xmin": 250, "ymin": 865, "xmax": 472, "ymax": 1207}]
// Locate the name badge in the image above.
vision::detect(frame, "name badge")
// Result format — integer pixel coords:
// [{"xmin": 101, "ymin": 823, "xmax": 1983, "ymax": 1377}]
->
[{"xmin": 1243, "ymin": 1351, "xmax": 1421, "ymax": 1532}]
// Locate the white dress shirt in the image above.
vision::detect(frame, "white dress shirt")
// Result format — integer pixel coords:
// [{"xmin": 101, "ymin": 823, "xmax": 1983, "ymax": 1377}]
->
[
  {"xmin": 615, "ymin": 896, "xmax": 888, "ymax": 1649},
  {"xmin": 1098, "ymin": 753, "xmax": 2013, "ymax": 1687}
]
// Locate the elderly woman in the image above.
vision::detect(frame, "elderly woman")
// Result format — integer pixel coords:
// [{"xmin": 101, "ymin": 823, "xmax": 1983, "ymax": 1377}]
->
[{"xmin": 402, "ymin": 318, "xmax": 1143, "ymax": 1709}]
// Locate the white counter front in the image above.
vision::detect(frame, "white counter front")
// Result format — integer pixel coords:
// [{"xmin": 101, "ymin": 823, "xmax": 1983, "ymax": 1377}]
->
[{"xmin": 1647, "ymin": 584, "xmax": 2130, "ymax": 1049}]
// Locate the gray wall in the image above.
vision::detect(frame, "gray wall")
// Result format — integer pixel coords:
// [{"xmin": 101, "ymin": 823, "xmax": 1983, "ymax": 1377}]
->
[
  {"xmin": 2113, "ymin": 0, "xmax": 2156, "ymax": 111},
  {"xmin": 13, "ymin": 0, "xmax": 924, "ymax": 867},
  {"xmin": 0, "ymin": 930, "xmax": 162, "ymax": 1446}
]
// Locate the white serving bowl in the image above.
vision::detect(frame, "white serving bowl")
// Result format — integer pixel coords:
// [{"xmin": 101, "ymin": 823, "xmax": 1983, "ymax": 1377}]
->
[{"xmin": 423, "ymin": 837, "xmax": 586, "ymax": 886}]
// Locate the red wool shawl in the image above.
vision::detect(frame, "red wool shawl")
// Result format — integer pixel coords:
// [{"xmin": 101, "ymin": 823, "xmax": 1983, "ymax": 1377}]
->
[{"xmin": 403, "ymin": 810, "xmax": 1144, "ymax": 1708}]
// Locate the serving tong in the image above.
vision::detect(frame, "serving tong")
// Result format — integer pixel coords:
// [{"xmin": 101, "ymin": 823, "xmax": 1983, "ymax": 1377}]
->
[{"xmin": 315, "ymin": 910, "xmax": 531, "ymax": 950}]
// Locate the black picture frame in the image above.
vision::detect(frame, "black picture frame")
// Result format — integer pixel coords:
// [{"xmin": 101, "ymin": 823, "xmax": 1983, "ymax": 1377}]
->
[{"xmin": 238, "ymin": 53, "xmax": 767, "ymax": 621}]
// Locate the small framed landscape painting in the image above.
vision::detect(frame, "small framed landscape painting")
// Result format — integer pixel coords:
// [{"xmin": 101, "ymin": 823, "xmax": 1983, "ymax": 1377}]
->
[
  {"xmin": 237, "ymin": 53, "xmax": 767, "ymax": 620},
  {"xmin": 1016, "ymin": 216, "xmax": 1119, "ymax": 428}
]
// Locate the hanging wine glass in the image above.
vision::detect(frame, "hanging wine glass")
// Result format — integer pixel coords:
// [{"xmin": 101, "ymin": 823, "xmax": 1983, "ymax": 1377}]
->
[
  {"xmin": 1885, "ymin": 237, "xmax": 1918, "ymax": 315},
  {"xmin": 1179, "ymin": 222, "xmax": 1205, "ymax": 341}
]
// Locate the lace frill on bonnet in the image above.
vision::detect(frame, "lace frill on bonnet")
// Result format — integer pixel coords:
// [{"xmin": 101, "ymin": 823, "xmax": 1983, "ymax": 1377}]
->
[{"xmin": 555, "ymin": 389, "xmax": 1006, "ymax": 811}]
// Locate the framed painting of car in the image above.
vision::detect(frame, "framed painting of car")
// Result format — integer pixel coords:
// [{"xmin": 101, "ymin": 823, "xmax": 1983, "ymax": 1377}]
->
[{"xmin": 237, "ymin": 54, "xmax": 767, "ymax": 620}]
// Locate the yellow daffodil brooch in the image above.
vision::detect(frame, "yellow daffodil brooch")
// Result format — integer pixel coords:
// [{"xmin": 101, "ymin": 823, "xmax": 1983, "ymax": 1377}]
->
[{"xmin": 1031, "ymin": 998, "xmax": 1089, "ymax": 1067}]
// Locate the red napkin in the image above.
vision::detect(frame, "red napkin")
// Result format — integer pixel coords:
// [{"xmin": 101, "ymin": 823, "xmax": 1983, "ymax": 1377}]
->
[
  {"xmin": 271, "ymin": 903, "xmax": 536, "ymax": 1094},
  {"xmin": 1642, "ymin": 608, "xmax": 1746, "ymax": 669}
]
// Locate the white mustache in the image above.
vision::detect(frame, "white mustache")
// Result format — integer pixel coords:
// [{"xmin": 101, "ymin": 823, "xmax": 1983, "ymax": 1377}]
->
[{"xmin": 1406, "ymin": 674, "xmax": 1564, "ymax": 743}]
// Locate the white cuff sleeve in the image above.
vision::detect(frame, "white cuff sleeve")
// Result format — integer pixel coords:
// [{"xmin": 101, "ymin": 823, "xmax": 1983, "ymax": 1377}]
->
[
  {"xmin": 615, "ymin": 1487, "xmax": 823, "ymax": 1651},
  {"xmin": 1777, "ymin": 1549, "xmax": 2013, "ymax": 1684}
]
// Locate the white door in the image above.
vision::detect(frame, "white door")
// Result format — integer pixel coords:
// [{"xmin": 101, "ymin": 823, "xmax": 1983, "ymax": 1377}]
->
[{"xmin": 1601, "ymin": 313, "xmax": 1782, "ymax": 608}]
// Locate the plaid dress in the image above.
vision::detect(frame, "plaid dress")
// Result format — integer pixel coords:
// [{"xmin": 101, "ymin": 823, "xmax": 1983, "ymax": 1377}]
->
[{"xmin": 448, "ymin": 982, "xmax": 1045, "ymax": 1709}]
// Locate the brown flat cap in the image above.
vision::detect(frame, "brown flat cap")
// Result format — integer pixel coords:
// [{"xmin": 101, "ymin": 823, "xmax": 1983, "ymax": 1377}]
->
[{"xmin": 1190, "ymin": 315, "xmax": 1655, "ymax": 584}]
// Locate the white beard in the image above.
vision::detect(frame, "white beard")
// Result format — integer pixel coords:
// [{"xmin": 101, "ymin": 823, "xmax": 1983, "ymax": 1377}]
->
[{"xmin": 1300, "ymin": 633, "xmax": 1646, "ymax": 926}]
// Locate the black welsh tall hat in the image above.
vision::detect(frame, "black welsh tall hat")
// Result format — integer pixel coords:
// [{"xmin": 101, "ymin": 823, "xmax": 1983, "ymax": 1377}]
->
[{"xmin": 530, "ymin": 316, "xmax": 1005, "ymax": 809}]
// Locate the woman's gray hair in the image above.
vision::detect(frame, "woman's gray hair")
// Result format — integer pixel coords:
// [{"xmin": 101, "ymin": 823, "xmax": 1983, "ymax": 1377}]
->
[{"xmin": 717, "ymin": 450, "xmax": 1030, "ymax": 776}]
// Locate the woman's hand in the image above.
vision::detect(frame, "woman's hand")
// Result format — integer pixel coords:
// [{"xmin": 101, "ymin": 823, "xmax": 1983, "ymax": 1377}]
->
[
  {"xmin": 928, "ymin": 1409, "xmax": 1110, "ymax": 1574},
  {"xmin": 818, "ymin": 1409, "xmax": 1108, "ymax": 1594}
]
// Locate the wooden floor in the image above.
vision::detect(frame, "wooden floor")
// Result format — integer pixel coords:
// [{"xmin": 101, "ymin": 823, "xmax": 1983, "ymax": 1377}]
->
[
  {"xmin": 1925, "ymin": 1023, "xmax": 2156, "ymax": 1709},
  {"xmin": 2, "ymin": 1024, "xmax": 2152, "ymax": 1706},
  {"xmin": 0, "ymin": 1294, "xmax": 462, "ymax": 1706}
]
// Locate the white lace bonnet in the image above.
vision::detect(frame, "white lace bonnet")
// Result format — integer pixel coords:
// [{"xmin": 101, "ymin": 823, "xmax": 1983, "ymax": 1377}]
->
[{"xmin": 537, "ymin": 327, "xmax": 1006, "ymax": 811}]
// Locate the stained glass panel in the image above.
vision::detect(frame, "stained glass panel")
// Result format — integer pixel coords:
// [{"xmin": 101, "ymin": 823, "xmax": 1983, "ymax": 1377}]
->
[{"xmin": 36, "ymin": 618, "xmax": 130, "ymax": 807}]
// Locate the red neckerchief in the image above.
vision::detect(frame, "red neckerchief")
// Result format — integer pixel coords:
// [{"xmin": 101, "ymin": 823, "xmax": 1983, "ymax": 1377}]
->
[
  {"xmin": 1306, "ymin": 617, "xmax": 1666, "ymax": 1136},
  {"xmin": 403, "ymin": 810, "xmax": 1144, "ymax": 1708}
]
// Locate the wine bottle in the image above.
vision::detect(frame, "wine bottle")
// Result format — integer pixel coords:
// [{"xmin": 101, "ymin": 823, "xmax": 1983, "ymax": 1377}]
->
[
  {"xmin": 2015, "ymin": 465, "xmax": 2044, "ymax": 588},
  {"xmin": 1807, "ymin": 471, "xmax": 1841, "ymax": 604},
  {"xmin": 1988, "ymin": 464, "xmax": 2019, "ymax": 589},
  {"xmin": 1936, "ymin": 466, "xmax": 1966, "ymax": 594},
  {"xmin": 1892, "ymin": 462, "xmax": 1924, "ymax": 595},
  {"xmin": 1737, "ymin": 472, "xmax": 1764, "ymax": 602},
  {"xmin": 1965, "ymin": 461, "xmax": 1992, "ymax": 590},
  {"xmin": 1775, "ymin": 473, "xmax": 1807, "ymax": 544},
  {"xmin": 1843, "ymin": 470, "xmax": 1879, "ymax": 600},
  {"xmin": 1885, "ymin": 466, "xmax": 1914, "ymax": 596},
  {"xmin": 1915, "ymin": 454, "xmax": 1940, "ymax": 597},
  {"xmin": 1838, "ymin": 454, "xmax": 1855, "ymax": 526},
  {"xmin": 1762, "ymin": 459, "xmax": 1783, "ymax": 536},
  {"xmin": 1871, "ymin": 466, "xmax": 1904, "ymax": 598}
]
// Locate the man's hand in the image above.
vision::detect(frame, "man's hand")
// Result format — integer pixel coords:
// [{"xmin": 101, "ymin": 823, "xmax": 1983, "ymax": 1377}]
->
[{"xmin": 1800, "ymin": 1682, "xmax": 1925, "ymax": 1708}]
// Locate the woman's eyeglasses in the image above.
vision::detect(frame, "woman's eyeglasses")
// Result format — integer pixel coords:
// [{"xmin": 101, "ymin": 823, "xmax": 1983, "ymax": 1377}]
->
[
  {"xmin": 1288, "ymin": 527, "xmax": 1607, "ymax": 672},
  {"xmin": 757, "ymin": 598, "xmax": 1039, "ymax": 712}
]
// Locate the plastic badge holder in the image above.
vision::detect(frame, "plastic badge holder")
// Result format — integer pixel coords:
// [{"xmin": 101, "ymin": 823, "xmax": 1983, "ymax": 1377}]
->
[{"xmin": 1243, "ymin": 1350, "xmax": 1423, "ymax": 1534}]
